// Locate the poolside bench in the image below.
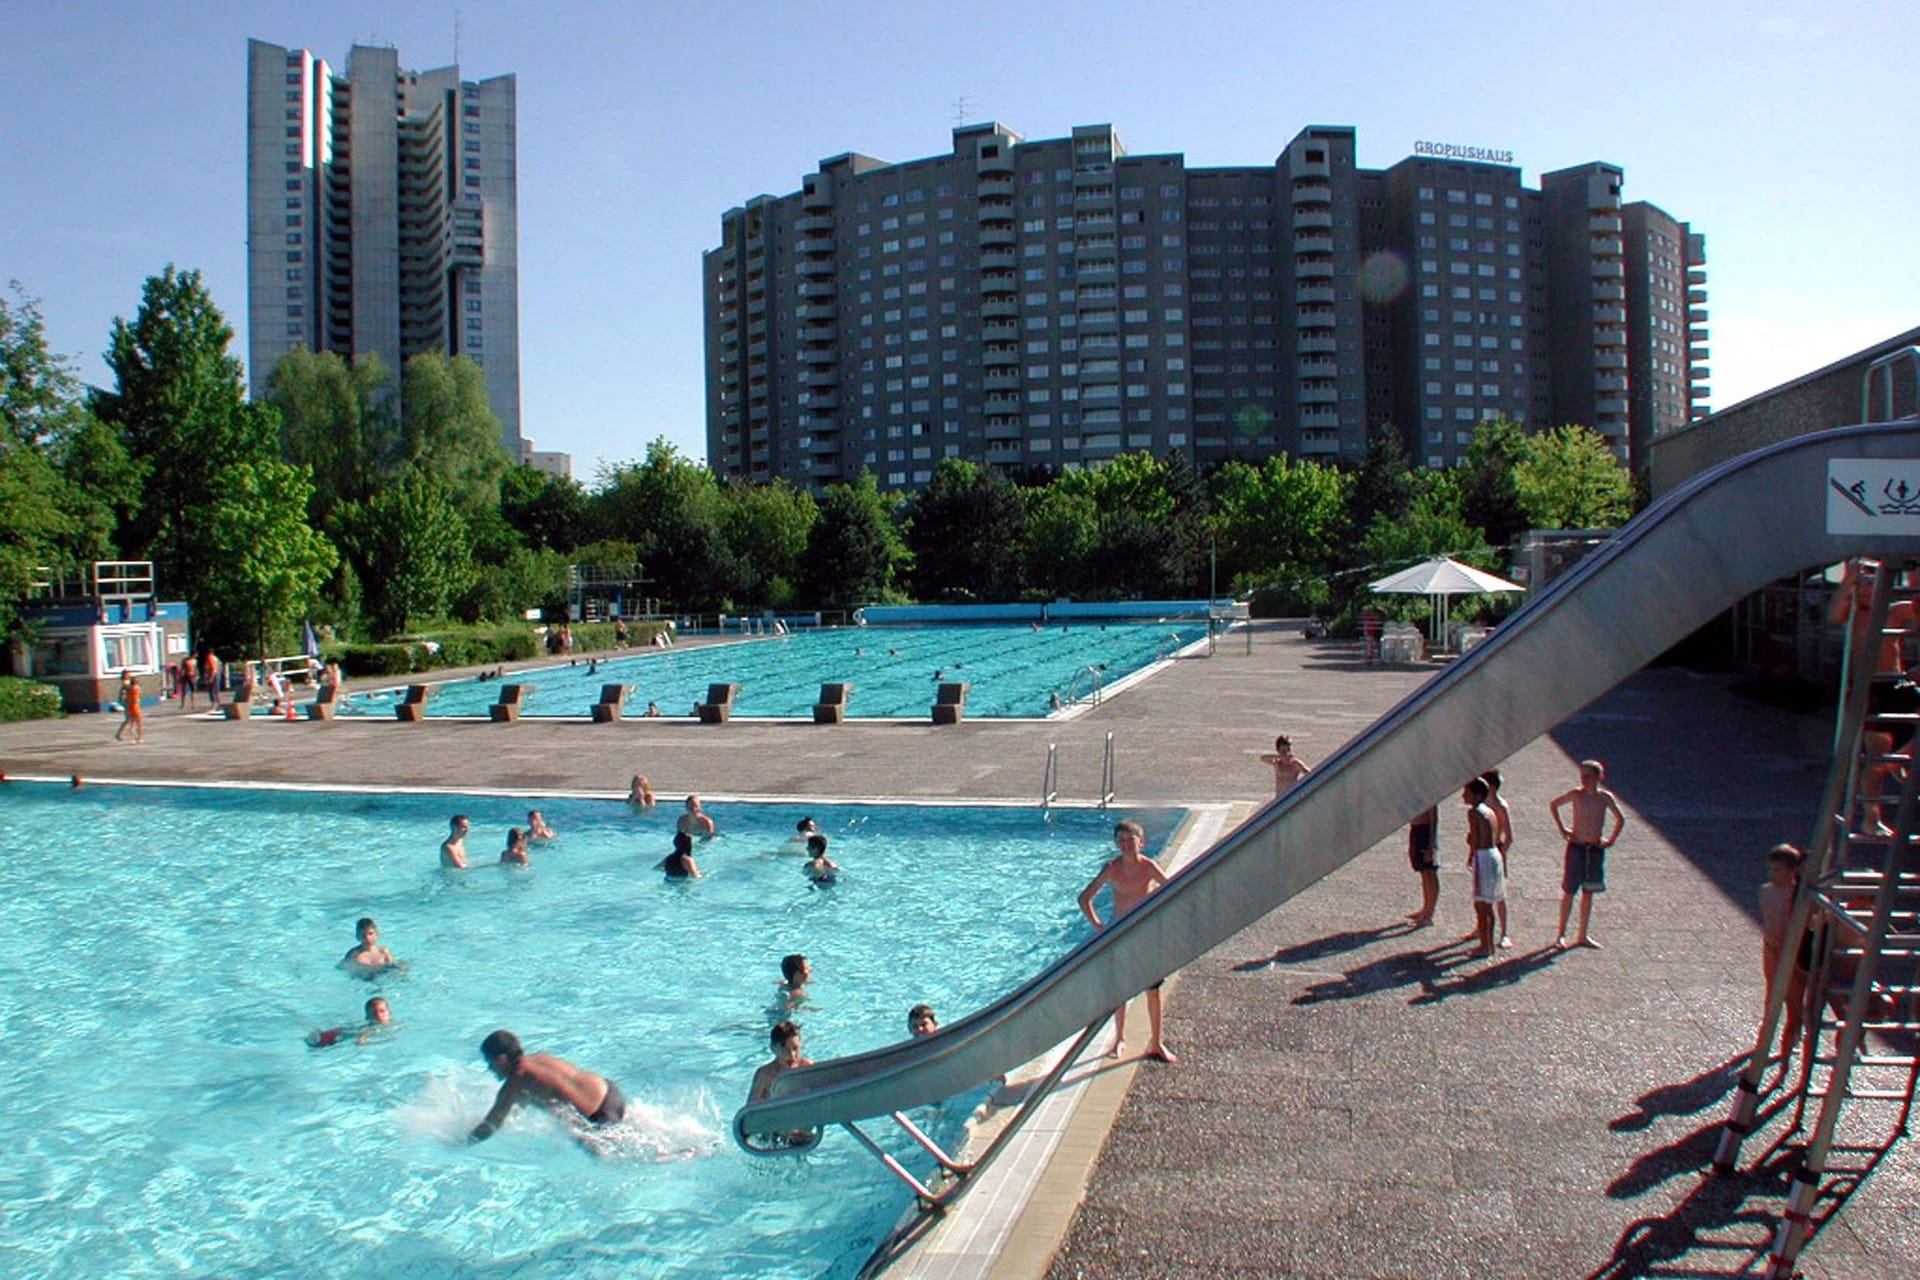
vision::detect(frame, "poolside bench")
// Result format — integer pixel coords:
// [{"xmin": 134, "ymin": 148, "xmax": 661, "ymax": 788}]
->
[
  {"xmin": 220, "ymin": 681, "xmax": 256, "ymax": 721},
  {"xmin": 591, "ymin": 683, "xmax": 631, "ymax": 723},
  {"xmin": 812, "ymin": 682, "xmax": 852, "ymax": 725},
  {"xmin": 931, "ymin": 681, "xmax": 970, "ymax": 726},
  {"xmin": 696, "ymin": 682, "xmax": 741, "ymax": 725},
  {"xmin": 488, "ymin": 683, "xmax": 528, "ymax": 724},
  {"xmin": 394, "ymin": 684, "xmax": 432, "ymax": 722},
  {"xmin": 305, "ymin": 682, "xmax": 339, "ymax": 721}
]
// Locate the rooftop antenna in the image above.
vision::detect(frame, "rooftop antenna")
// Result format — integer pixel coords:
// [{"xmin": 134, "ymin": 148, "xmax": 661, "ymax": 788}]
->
[
  {"xmin": 953, "ymin": 96, "xmax": 972, "ymax": 126},
  {"xmin": 453, "ymin": 8, "xmax": 462, "ymax": 64}
]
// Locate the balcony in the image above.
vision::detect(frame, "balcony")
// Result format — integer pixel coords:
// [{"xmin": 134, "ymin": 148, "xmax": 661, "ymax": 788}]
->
[
  {"xmin": 981, "ymin": 248, "xmax": 1017, "ymax": 270},
  {"xmin": 1291, "ymin": 181, "xmax": 1332, "ymax": 205},
  {"xmin": 1293, "ymin": 208, "xmax": 1333, "ymax": 231},
  {"xmin": 982, "ymin": 298, "xmax": 1018, "ymax": 319},
  {"xmin": 984, "ymin": 370, "xmax": 1020, "ymax": 391},
  {"xmin": 978, "ymin": 197, "xmax": 1015, "ymax": 223},
  {"xmin": 1687, "ymin": 267, "xmax": 1708, "ymax": 285},
  {"xmin": 1596, "ymin": 374, "xmax": 1628, "ymax": 393},
  {"xmin": 798, "ymin": 235, "xmax": 834, "ymax": 256},
  {"xmin": 1689, "ymin": 308, "xmax": 1709, "ymax": 323},
  {"xmin": 1592, "ymin": 260, "xmax": 1625, "ymax": 279},
  {"xmin": 977, "ymin": 175, "xmax": 1015, "ymax": 198},
  {"xmin": 1295, "ymin": 258, "xmax": 1335, "ymax": 279},
  {"xmin": 796, "ymin": 302, "xmax": 836, "ymax": 322},
  {"xmin": 1594, "ymin": 282, "xmax": 1626, "ymax": 302},
  {"xmin": 807, "ymin": 433, "xmax": 841, "ymax": 454},
  {"xmin": 799, "ymin": 280, "xmax": 835, "ymax": 299},
  {"xmin": 1296, "ymin": 284, "xmax": 1335, "ymax": 304},
  {"xmin": 1299, "ymin": 332, "xmax": 1337, "ymax": 354},
  {"xmin": 1689, "ymin": 383, "xmax": 1711, "ymax": 399},
  {"xmin": 803, "ymin": 368, "xmax": 839, "ymax": 388},
  {"xmin": 806, "ymin": 390, "xmax": 838, "ymax": 411},
  {"xmin": 1590, "ymin": 235, "xmax": 1622, "ymax": 256},
  {"xmin": 1592, "ymin": 305, "xmax": 1626, "ymax": 324},
  {"xmin": 1293, "ymin": 233, "xmax": 1334, "ymax": 255},
  {"xmin": 1299, "ymin": 385, "xmax": 1339, "ymax": 405},
  {"xmin": 1300, "ymin": 408, "xmax": 1340, "ymax": 428},
  {"xmin": 982, "ymin": 320, "xmax": 1019, "ymax": 341},
  {"xmin": 795, "ymin": 214, "xmax": 834, "ymax": 234},
  {"xmin": 980, "ymin": 225, "xmax": 1016, "ymax": 247},
  {"xmin": 983, "ymin": 343, "xmax": 1020, "ymax": 366},
  {"xmin": 809, "ymin": 458, "xmax": 844, "ymax": 480},
  {"xmin": 1297, "ymin": 306, "xmax": 1335, "ymax": 329},
  {"xmin": 1597, "ymin": 396, "xmax": 1629, "ymax": 417},
  {"xmin": 1687, "ymin": 288, "xmax": 1708, "ymax": 305},
  {"xmin": 985, "ymin": 420, "xmax": 1023, "ymax": 441},
  {"xmin": 800, "ymin": 324, "xmax": 835, "ymax": 344},
  {"xmin": 984, "ymin": 393, "xmax": 1021, "ymax": 413},
  {"xmin": 1297, "ymin": 358, "xmax": 1339, "ymax": 378},
  {"xmin": 802, "ymin": 184, "xmax": 832, "ymax": 212},
  {"xmin": 1592, "ymin": 325, "xmax": 1625, "ymax": 347},
  {"xmin": 1292, "ymin": 156, "xmax": 1331, "ymax": 179},
  {"xmin": 1298, "ymin": 430, "xmax": 1340, "ymax": 456},
  {"xmin": 1691, "ymin": 364, "xmax": 1711, "ymax": 380},
  {"xmin": 1689, "ymin": 326, "xmax": 1709, "ymax": 343},
  {"xmin": 977, "ymin": 148, "xmax": 1013, "ymax": 174},
  {"xmin": 1595, "ymin": 350, "xmax": 1627, "ymax": 370},
  {"xmin": 1589, "ymin": 215, "xmax": 1622, "ymax": 234},
  {"xmin": 797, "ymin": 258, "xmax": 835, "ymax": 277},
  {"xmin": 798, "ymin": 347, "xmax": 835, "ymax": 365},
  {"xmin": 1076, "ymin": 259, "xmax": 1117, "ymax": 279},
  {"xmin": 985, "ymin": 443, "xmax": 1023, "ymax": 463}
]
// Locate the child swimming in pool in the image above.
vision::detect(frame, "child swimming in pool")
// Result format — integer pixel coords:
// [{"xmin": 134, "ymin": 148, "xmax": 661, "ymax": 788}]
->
[
  {"xmin": 308, "ymin": 996, "xmax": 393, "ymax": 1048},
  {"xmin": 339, "ymin": 917, "xmax": 403, "ymax": 978},
  {"xmin": 527, "ymin": 809, "xmax": 557, "ymax": 841},
  {"xmin": 775, "ymin": 954, "xmax": 811, "ymax": 1011},
  {"xmin": 804, "ymin": 834, "xmax": 839, "ymax": 885}
]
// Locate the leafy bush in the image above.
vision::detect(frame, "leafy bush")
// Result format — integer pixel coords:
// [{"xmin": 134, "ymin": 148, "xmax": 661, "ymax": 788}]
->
[{"xmin": 0, "ymin": 675, "xmax": 64, "ymax": 722}]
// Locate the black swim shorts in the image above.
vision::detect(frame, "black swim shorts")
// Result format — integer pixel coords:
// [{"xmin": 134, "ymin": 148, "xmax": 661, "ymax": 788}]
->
[
  {"xmin": 587, "ymin": 1080, "xmax": 627, "ymax": 1126},
  {"xmin": 1562, "ymin": 842, "xmax": 1607, "ymax": 894},
  {"xmin": 1408, "ymin": 822, "xmax": 1439, "ymax": 873}
]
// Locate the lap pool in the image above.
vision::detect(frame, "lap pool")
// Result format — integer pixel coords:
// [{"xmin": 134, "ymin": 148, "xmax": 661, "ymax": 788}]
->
[
  {"xmin": 0, "ymin": 780, "xmax": 1182, "ymax": 1279},
  {"xmin": 333, "ymin": 621, "xmax": 1204, "ymax": 719}
]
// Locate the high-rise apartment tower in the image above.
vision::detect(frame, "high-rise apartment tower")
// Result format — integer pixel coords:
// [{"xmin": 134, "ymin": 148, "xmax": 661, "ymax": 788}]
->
[
  {"xmin": 705, "ymin": 123, "xmax": 1706, "ymax": 490},
  {"xmin": 246, "ymin": 39, "xmax": 522, "ymax": 454}
]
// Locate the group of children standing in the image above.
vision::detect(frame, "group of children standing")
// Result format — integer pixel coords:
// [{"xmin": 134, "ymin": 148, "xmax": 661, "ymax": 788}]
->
[{"xmin": 1412, "ymin": 760, "xmax": 1628, "ymax": 958}]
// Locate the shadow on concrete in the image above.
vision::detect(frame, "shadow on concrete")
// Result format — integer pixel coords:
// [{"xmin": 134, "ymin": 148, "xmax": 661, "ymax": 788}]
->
[
  {"xmin": 1582, "ymin": 1148, "xmax": 1789, "ymax": 1280},
  {"xmin": 1609, "ymin": 1055, "xmax": 1745, "ymax": 1134},
  {"xmin": 1406, "ymin": 944, "xmax": 1565, "ymax": 1005},
  {"xmin": 1234, "ymin": 922, "xmax": 1415, "ymax": 970}
]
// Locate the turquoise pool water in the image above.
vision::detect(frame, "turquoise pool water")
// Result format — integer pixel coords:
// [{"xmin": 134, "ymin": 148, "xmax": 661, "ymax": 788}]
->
[
  {"xmin": 332, "ymin": 622, "xmax": 1203, "ymax": 719},
  {"xmin": 0, "ymin": 781, "xmax": 1181, "ymax": 1279}
]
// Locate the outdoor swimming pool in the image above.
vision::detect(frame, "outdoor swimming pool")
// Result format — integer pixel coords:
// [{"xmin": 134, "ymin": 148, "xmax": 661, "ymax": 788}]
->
[
  {"xmin": 0, "ymin": 780, "xmax": 1182, "ymax": 1279},
  {"xmin": 332, "ymin": 621, "xmax": 1205, "ymax": 719}
]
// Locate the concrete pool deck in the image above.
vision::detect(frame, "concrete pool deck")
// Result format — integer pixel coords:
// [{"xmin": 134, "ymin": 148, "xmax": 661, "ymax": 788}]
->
[{"xmin": 2, "ymin": 622, "xmax": 1912, "ymax": 1278}]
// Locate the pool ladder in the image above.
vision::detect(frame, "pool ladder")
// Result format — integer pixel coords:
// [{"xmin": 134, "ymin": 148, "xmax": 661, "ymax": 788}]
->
[
  {"xmin": 1056, "ymin": 664, "xmax": 1105, "ymax": 710},
  {"xmin": 1041, "ymin": 734, "xmax": 1116, "ymax": 811}
]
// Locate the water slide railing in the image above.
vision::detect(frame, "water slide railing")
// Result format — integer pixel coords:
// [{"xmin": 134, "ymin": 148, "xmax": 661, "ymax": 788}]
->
[{"xmin": 737, "ymin": 422, "xmax": 1920, "ymax": 1149}]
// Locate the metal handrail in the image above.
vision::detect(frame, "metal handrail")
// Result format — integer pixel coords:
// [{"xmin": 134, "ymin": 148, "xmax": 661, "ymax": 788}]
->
[
  {"xmin": 1041, "ymin": 742, "xmax": 1058, "ymax": 810},
  {"xmin": 1100, "ymin": 731, "xmax": 1116, "ymax": 808},
  {"xmin": 1862, "ymin": 346, "xmax": 1919, "ymax": 423},
  {"xmin": 1058, "ymin": 664, "xmax": 1105, "ymax": 708}
]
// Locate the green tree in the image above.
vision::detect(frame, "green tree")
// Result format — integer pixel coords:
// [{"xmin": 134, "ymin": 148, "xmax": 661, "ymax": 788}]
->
[
  {"xmin": 1459, "ymin": 416, "xmax": 1531, "ymax": 549},
  {"xmin": 1355, "ymin": 468, "xmax": 1486, "ymax": 573},
  {"xmin": 196, "ymin": 461, "xmax": 339, "ymax": 660},
  {"xmin": 338, "ymin": 474, "xmax": 474, "ymax": 636},
  {"xmin": 267, "ymin": 347, "xmax": 392, "ymax": 525},
  {"xmin": 800, "ymin": 473, "xmax": 909, "ymax": 611},
  {"xmin": 1209, "ymin": 454, "xmax": 1352, "ymax": 595},
  {"xmin": 1513, "ymin": 424, "xmax": 1635, "ymax": 530},
  {"xmin": 719, "ymin": 478, "xmax": 817, "ymax": 608},
  {"xmin": 589, "ymin": 439, "xmax": 744, "ymax": 610},
  {"xmin": 1021, "ymin": 483, "xmax": 1099, "ymax": 597},
  {"xmin": 1350, "ymin": 421, "xmax": 1416, "ymax": 529},
  {"xmin": 906, "ymin": 458, "xmax": 1028, "ymax": 601},
  {"xmin": 456, "ymin": 545, "xmax": 570, "ymax": 624},
  {"xmin": 500, "ymin": 463, "xmax": 590, "ymax": 553},
  {"xmin": 0, "ymin": 284, "xmax": 124, "ymax": 631},
  {"xmin": 396, "ymin": 353, "xmax": 512, "ymax": 518},
  {"xmin": 93, "ymin": 266, "xmax": 280, "ymax": 613}
]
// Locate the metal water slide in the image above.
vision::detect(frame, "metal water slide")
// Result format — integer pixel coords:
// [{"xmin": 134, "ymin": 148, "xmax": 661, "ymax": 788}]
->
[{"xmin": 737, "ymin": 422, "xmax": 1920, "ymax": 1143}]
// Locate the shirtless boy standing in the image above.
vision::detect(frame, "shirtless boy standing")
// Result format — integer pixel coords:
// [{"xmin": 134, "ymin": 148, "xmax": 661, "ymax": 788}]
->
[
  {"xmin": 1259, "ymin": 736, "xmax": 1312, "ymax": 798},
  {"xmin": 470, "ymin": 1029, "xmax": 625, "ymax": 1142},
  {"xmin": 440, "ymin": 814, "xmax": 472, "ymax": 869},
  {"xmin": 1550, "ymin": 759, "xmax": 1626, "ymax": 949},
  {"xmin": 339, "ymin": 917, "xmax": 400, "ymax": 977},
  {"xmin": 678, "ymin": 795, "xmax": 717, "ymax": 838},
  {"xmin": 1463, "ymin": 778, "xmax": 1504, "ymax": 958},
  {"xmin": 1078, "ymin": 819, "xmax": 1177, "ymax": 1062}
]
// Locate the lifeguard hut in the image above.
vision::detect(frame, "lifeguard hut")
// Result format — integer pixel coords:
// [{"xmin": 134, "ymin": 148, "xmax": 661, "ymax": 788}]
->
[{"xmin": 4, "ymin": 561, "xmax": 192, "ymax": 712}]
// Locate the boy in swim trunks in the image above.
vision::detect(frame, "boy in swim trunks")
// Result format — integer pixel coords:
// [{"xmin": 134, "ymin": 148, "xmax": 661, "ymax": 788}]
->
[
  {"xmin": 1550, "ymin": 759, "xmax": 1626, "ymax": 948},
  {"xmin": 339, "ymin": 917, "xmax": 400, "ymax": 977},
  {"xmin": 1406, "ymin": 804, "xmax": 1441, "ymax": 927},
  {"xmin": 804, "ymin": 834, "xmax": 839, "ymax": 884},
  {"xmin": 470, "ymin": 1029, "xmax": 625, "ymax": 1141},
  {"xmin": 308, "ymin": 996, "xmax": 393, "ymax": 1048},
  {"xmin": 1463, "ymin": 778, "xmax": 1503, "ymax": 959},
  {"xmin": 1259, "ymin": 735, "xmax": 1312, "ymax": 798},
  {"xmin": 441, "ymin": 815, "xmax": 471, "ymax": 869},
  {"xmin": 1078, "ymin": 819, "xmax": 1177, "ymax": 1062}
]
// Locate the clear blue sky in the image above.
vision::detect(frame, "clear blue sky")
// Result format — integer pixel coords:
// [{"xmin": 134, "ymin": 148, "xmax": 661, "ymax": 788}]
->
[{"xmin": 3, "ymin": 1, "xmax": 1913, "ymax": 481}]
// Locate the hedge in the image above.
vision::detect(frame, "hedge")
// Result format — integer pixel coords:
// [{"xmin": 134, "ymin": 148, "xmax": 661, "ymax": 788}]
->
[
  {"xmin": 331, "ymin": 621, "xmax": 667, "ymax": 678},
  {"xmin": 0, "ymin": 676, "xmax": 64, "ymax": 722}
]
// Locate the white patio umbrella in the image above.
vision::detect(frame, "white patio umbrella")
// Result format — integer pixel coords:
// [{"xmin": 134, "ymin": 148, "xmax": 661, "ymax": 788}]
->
[{"xmin": 1367, "ymin": 555, "xmax": 1526, "ymax": 648}]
